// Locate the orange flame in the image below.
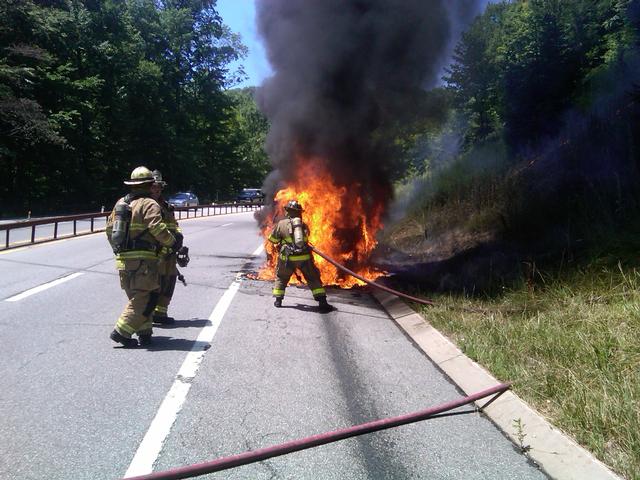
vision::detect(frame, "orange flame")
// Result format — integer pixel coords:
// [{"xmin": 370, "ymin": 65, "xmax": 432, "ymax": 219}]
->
[{"xmin": 259, "ymin": 157, "xmax": 385, "ymax": 288}]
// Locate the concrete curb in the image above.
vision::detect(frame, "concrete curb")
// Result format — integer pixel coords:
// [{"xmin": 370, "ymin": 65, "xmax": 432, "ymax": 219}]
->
[{"xmin": 372, "ymin": 290, "xmax": 624, "ymax": 480}]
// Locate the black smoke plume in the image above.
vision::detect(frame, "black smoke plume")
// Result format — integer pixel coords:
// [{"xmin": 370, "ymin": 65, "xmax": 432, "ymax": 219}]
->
[{"xmin": 255, "ymin": 0, "xmax": 485, "ymax": 208}]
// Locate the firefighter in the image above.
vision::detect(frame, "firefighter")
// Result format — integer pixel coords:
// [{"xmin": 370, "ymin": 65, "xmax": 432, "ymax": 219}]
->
[
  {"xmin": 106, "ymin": 166, "xmax": 181, "ymax": 347},
  {"xmin": 268, "ymin": 200, "xmax": 333, "ymax": 312},
  {"xmin": 150, "ymin": 170, "xmax": 188, "ymax": 325}
]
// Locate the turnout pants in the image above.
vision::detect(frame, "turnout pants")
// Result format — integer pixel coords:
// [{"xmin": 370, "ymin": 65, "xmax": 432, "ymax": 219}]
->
[
  {"xmin": 115, "ymin": 259, "xmax": 160, "ymax": 338},
  {"xmin": 154, "ymin": 254, "xmax": 178, "ymax": 318},
  {"xmin": 273, "ymin": 257, "xmax": 326, "ymax": 299}
]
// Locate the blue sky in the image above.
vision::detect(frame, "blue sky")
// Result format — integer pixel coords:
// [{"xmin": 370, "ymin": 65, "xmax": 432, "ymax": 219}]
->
[
  {"xmin": 216, "ymin": 0, "xmax": 272, "ymax": 88},
  {"xmin": 216, "ymin": 1, "xmax": 496, "ymax": 89}
]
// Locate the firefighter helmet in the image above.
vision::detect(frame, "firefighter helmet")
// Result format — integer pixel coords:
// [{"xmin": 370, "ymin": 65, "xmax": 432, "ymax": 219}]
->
[
  {"xmin": 284, "ymin": 200, "xmax": 303, "ymax": 213},
  {"xmin": 124, "ymin": 166, "xmax": 155, "ymax": 185},
  {"xmin": 152, "ymin": 169, "xmax": 167, "ymax": 187}
]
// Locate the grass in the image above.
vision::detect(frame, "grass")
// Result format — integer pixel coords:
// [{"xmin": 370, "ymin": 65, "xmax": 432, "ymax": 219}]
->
[{"xmin": 413, "ymin": 264, "xmax": 640, "ymax": 479}]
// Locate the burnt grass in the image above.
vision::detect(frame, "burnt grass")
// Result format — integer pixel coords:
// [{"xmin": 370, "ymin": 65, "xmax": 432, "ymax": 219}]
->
[
  {"xmin": 373, "ymin": 215, "xmax": 640, "ymax": 298},
  {"xmin": 373, "ymin": 239, "xmax": 522, "ymax": 295}
]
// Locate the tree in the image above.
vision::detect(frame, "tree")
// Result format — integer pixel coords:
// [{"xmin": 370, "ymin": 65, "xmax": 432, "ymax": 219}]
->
[
  {"xmin": 444, "ymin": 2, "xmax": 508, "ymax": 146},
  {"xmin": 0, "ymin": 0, "xmax": 250, "ymax": 215},
  {"xmin": 224, "ymin": 87, "xmax": 270, "ymax": 198}
]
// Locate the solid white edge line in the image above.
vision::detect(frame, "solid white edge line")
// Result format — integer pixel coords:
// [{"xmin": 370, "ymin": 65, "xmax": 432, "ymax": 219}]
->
[
  {"xmin": 5, "ymin": 272, "xmax": 84, "ymax": 302},
  {"xmin": 252, "ymin": 243, "xmax": 265, "ymax": 256},
  {"xmin": 124, "ymin": 243, "xmax": 264, "ymax": 478}
]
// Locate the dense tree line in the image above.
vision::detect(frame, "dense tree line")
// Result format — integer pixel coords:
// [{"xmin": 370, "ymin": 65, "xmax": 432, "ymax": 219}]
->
[
  {"xmin": 0, "ymin": 0, "xmax": 269, "ymax": 217},
  {"xmin": 401, "ymin": 0, "xmax": 640, "ymax": 251},
  {"xmin": 446, "ymin": 0, "xmax": 637, "ymax": 149}
]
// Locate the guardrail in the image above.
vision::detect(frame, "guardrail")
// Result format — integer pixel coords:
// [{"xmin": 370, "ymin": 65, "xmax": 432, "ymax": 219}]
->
[{"xmin": 0, "ymin": 202, "xmax": 262, "ymax": 251}]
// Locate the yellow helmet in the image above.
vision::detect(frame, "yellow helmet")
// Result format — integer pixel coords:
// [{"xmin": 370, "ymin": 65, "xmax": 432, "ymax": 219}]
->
[{"xmin": 124, "ymin": 166, "xmax": 155, "ymax": 185}]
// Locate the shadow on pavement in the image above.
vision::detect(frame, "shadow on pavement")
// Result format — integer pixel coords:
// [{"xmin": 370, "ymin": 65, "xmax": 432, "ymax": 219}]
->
[
  {"xmin": 153, "ymin": 318, "xmax": 209, "ymax": 329},
  {"xmin": 278, "ymin": 303, "xmax": 336, "ymax": 314},
  {"xmin": 142, "ymin": 336, "xmax": 211, "ymax": 352}
]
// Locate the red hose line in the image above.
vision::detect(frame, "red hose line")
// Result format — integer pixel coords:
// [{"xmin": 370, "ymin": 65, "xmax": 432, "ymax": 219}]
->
[
  {"xmin": 123, "ymin": 383, "xmax": 510, "ymax": 480},
  {"xmin": 309, "ymin": 245, "xmax": 435, "ymax": 306}
]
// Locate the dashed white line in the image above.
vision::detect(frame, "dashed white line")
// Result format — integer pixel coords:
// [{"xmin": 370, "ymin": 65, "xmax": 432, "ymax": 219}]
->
[
  {"xmin": 124, "ymin": 243, "xmax": 264, "ymax": 478},
  {"xmin": 5, "ymin": 272, "xmax": 85, "ymax": 302},
  {"xmin": 220, "ymin": 223, "xmax": 233, "ymax": 227}
]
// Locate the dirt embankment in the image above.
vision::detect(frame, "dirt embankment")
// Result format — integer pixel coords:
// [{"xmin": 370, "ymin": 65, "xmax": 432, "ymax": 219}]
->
[{"xmin": 374, "ymin": 225, "xmax": 526, "ymax": 293}]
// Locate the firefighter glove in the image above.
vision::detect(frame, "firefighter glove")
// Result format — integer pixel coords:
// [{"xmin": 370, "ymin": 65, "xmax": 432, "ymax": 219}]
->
[
  {"xmin": 172, "ymin": 232, "xmax": 184, "ymax": 251},
  {"xmin": 177, "ymin": 246, "xmax": 190, "ymax": 267}
]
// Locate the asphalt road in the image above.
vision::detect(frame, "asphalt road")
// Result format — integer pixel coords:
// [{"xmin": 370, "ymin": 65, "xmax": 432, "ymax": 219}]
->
[{"xmin": 0, "ymin": 212, "xmax": 548, "ymax": 480}]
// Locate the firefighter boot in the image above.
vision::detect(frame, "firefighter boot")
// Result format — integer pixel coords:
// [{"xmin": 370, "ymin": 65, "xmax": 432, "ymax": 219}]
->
[
  {"xmin": 153, "ymin": 315, "xmax": 175, "ymax": 325},
  {"xmin": 138, "ymin": 333, "xmax": 153, "ymax": 346},
  {"xmin": 318, "ymin": 297, "xmax": 334, "ymax": 313},
  {"xmin": 110, "ymin": 330, "xmax": 138, "ymax": 348},
  {"xmin": 274, "ymin": 298, "xmax": 283, "ymax": 308}
]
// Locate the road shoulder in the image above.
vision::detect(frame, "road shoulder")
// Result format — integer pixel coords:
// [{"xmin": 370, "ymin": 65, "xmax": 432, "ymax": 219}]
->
[{"xmin": 372, "ymin": 289, "xmax": 623, "ymax": 480}]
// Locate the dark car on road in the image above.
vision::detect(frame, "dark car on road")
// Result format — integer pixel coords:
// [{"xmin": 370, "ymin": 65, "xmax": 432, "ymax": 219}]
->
[
  {"xmin": 236, "ymin": 188, "xmax": 265, "ymax": 204},
  {"xmin": 167, "ymin": 192, "xmax": 199, "ymax": 208}
]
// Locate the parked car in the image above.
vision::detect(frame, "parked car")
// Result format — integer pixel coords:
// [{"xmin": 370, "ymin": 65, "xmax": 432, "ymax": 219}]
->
[
  {"xmin": 236, "ymin": 188, "xmax": 265, "ymax": 204},
  {"xmin": 167, "ymin": 192, "xmax": 199, "ymax": 208}
]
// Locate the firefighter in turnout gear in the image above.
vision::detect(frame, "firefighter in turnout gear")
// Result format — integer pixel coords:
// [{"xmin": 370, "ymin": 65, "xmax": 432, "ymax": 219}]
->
[
  {"xmin": 268, "ymin": 200, "xmax": 333, "ymax": 312},
  {"xmin": 150, "ymin": 170, "xmax": 186, "ymax": 325},
  {"xmin": 106, "ymin": 166, "xmax": 179, "ymax": 347}
]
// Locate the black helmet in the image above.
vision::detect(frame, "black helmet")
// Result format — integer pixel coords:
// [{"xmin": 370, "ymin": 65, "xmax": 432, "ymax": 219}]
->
[
  {"xmin": 152, "ymin": 169, "xmax": 167, "ymax": 187},
  {"xmin": 284, "ymin": 200, "xmax": 303, "ymax": 213}
]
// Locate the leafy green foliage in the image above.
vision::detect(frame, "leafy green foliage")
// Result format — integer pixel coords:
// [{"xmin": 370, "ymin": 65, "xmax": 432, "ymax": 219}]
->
[
  {"xmin": 394, "ymin": 0, "xmax": 640, "ymax": 254},
  {"xmin": 0, "ymin": 0, "xmax": 258, "ymax": 216},
  {"xmin": 445, "ymin": 0, "xmax": 636, "ymax": 149},
  {"xmin": 224, "ymin": 87, "xmax": 270, "ymax": 198}
]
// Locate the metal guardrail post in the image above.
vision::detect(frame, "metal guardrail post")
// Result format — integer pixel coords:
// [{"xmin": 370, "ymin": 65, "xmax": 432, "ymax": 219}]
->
[{"xmin": 0, "ymin": 204, "xmax": 261, "ymax": 250}]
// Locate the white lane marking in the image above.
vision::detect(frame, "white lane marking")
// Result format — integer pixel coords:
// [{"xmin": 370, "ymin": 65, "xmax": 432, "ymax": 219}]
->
[
  {"xmin": 252, "ymin": 243, "xmax": 265, "ymax": 256},
  {"xmin": 124, "ymin": 243, "xmax": 264, "ymax": 478},
  {"xmin": 5, "ymin": 272, "xmax": 84, "ymax": 302},
  {"xmin": 220, "ymin": 223, "xmax": 233, "ymax": 227}
]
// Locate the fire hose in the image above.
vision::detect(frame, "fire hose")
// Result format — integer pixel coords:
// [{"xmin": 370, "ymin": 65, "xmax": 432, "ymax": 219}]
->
[
  {"xmin": 309, "ymin": 245, "xmax": 435, "ymax": 306},
  {"xmin": 123, "ymin": 383, "xmax": 510, "ymax": 480}
]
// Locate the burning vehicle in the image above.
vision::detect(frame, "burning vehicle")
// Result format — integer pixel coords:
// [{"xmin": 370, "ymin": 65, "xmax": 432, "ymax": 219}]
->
[{"xmin": 254, "ymin": 0, "xmax": 479, "ymax": 288}]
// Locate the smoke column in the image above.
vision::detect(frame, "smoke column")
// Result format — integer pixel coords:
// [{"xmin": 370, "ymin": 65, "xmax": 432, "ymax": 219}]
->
[
  {"xmin": 256, "ymin": 0, "xmax": 483, "ymax": 200},
  {"xmin": 255, "ymin": 0, "xmax": 485, "ymax": 270}
]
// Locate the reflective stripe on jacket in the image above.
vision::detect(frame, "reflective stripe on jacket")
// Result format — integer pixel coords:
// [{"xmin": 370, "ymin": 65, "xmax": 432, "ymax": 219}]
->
[
  {"xmin": 268, "ymin": 218, "xmax": 310, "ymax": 247},
  {"xmin": 106, "ymin": 195, "xmax": 175, "ymax": 266}
]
